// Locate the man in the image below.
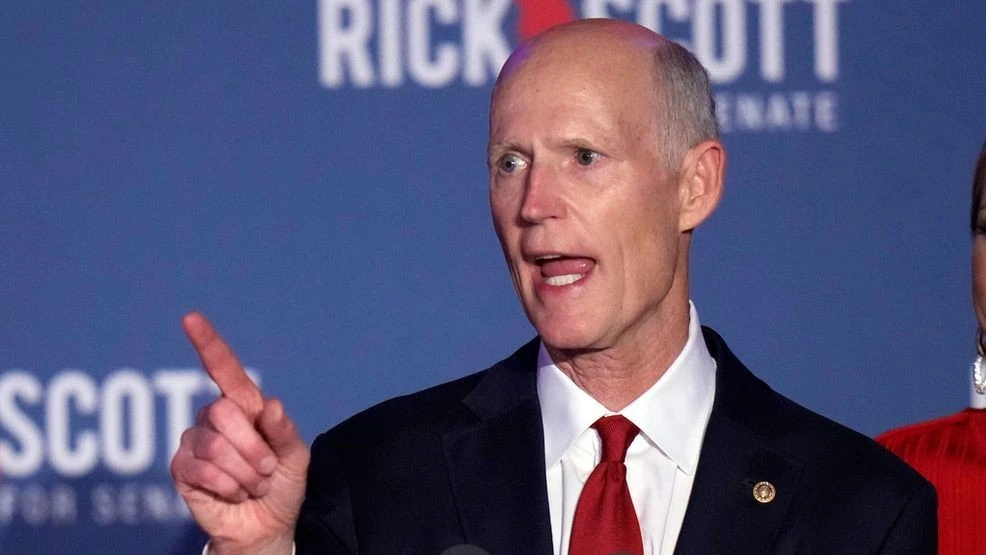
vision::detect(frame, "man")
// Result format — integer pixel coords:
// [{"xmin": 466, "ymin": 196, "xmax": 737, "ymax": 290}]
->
[{"xmin": 171, "ymin": 19, "xmax": 936, "ymax": 554}]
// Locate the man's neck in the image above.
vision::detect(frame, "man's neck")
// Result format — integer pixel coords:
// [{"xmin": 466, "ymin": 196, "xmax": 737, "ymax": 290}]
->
[{"xmin": 546, "ymin": 301, "xmax": 691, "ymax": 412}]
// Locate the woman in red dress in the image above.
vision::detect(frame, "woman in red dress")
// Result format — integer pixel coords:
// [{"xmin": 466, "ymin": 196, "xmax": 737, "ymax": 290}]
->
[{"xmin": 877, "ymin": 142, "xmax": 986, "ymax": 554}]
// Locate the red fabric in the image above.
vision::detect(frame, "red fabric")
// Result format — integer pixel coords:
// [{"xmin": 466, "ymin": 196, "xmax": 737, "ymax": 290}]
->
[
  {"xmin": 877, "ymin": 408, "xmax": 986, "ymax": 554},
  {"xmin": 569, "ymin": 415, "xmax": 644, "ymax": 555}
]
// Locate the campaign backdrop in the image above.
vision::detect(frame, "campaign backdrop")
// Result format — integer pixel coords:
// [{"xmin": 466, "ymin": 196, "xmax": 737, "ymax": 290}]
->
[{"xmin": 2, "ymin": 1, "xmax": 985, "ymax": 553}]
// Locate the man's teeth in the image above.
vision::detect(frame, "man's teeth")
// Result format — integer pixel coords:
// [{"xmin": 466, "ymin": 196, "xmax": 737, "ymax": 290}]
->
[
  {"xmin": 536, "ymin": 254, "xmax": 562, "ymax": 262},
  {"xmin": 545, "ymin": 273, "xmax": 584, "ymax": 286}
]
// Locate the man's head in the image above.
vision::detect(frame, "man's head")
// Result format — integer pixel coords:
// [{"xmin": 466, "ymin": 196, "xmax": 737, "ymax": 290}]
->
[{"xmin": 487, "ymin": 19, "xmax": 724, "ymax": 355}]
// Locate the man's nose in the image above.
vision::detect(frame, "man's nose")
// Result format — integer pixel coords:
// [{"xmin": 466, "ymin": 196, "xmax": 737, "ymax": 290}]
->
[{"xmin": 519, "ymin": 163, "xmax": 565, "ymax": 223}]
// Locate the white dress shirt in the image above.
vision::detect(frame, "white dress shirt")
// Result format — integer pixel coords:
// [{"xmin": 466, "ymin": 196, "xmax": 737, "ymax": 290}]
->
[{"xmin": 537, "ymin": 302, "xmax": 717, "ymax": 555}]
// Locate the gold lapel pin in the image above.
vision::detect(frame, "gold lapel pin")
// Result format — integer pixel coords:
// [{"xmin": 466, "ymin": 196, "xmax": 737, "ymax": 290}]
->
[{"xmin": 752, "ymin": 481, "xmax": 776, "ymax": 504}]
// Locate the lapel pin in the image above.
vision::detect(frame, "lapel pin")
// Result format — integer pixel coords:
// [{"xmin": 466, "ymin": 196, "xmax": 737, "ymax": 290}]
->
[{"xmin": 752, "ymin": 481, "xmax": 776, "ymax": 504}]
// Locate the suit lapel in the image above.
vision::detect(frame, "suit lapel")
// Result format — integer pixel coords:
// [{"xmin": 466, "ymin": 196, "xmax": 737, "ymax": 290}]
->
[
  {"xmin": 674, "ymin": 329, "xmax": 804, "ymax": 554},
  {"xmin": 442, "ymin": 339, "xmax": 554, "ymax": 555},
  {"xmin": 441, "ymin": 330, "xmax": 802, "ymax": 554}
]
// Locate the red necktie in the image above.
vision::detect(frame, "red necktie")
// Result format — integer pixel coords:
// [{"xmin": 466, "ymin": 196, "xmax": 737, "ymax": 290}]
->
[{"xmin": 569, "ymin": 415, "xmax": 644, "ymax": 555}]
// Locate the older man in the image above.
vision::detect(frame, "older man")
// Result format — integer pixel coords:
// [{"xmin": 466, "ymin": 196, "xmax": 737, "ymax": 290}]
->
[{"xmin": 171, "ymin": 19, "xmax": 936, "ymax": 554}]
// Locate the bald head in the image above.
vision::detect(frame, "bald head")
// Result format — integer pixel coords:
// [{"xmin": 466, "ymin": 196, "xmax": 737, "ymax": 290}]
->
[{"xmin": 492, "ymin": 19, "xmax": 718, "ymax": 172}]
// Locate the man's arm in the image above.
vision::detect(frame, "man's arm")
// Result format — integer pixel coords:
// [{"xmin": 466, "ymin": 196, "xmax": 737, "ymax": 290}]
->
[
  {"xmin": 295, "ymin": 433, "xmax": 359, "ymax": 554},
  {"xmin": 876, "ymin": 480, "xmax": 937, "ymax": 554}
]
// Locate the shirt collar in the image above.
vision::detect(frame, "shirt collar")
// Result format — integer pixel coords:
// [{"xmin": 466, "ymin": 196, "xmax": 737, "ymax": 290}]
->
[{"xmin": 537, "ymin": 301, "xmax": 717, "ymax": 475}]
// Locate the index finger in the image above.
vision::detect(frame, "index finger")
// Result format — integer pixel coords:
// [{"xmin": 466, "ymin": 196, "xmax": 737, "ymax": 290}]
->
[{"xmin": 182, "ymin": 311, "xmax": 264, "ymax": 417}]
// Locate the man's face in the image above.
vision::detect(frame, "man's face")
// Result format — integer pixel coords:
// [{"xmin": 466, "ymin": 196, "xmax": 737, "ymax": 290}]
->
[{"xmin": 488, "ymin": 40, "xmax": 687, "ymax": 352}]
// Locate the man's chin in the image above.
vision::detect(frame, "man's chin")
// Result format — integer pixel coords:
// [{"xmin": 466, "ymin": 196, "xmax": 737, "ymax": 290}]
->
[{"xmin": 535, "ymin": 325, "xmax": 601, "ymax": 354}]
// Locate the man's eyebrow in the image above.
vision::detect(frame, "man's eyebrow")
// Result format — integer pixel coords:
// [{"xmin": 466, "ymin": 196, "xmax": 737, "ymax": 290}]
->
[
  {"xmin": 488, "ymin": 136, "xmax": 602, "ymax": 155},
  {"xmin": 487, "ymin": 139, "xmax": 525, "ymax": 159},
  {"xmin": 548, "ymin": 137, "xmax": 598, "ymax": 150}
]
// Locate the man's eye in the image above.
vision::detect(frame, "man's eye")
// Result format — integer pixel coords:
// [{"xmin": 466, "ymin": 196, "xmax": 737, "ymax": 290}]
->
[
  {"xmin": 499, "ymin": 154, "xmax": 527, "ymax": 174},
  {"xmin": 576, "ymin": 149, "xmax": 599, "ymax": 166}
]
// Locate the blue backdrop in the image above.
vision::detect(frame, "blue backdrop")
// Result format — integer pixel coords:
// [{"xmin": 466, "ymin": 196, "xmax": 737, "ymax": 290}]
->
[{"xmin": 3, "ymin": 1, "xmax": 985, "ymax": 552}]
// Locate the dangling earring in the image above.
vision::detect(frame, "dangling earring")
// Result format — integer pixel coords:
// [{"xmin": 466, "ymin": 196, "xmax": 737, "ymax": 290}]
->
[{"xmin": 974, "ymin": 328, "xmax": 986, "ymax": 395}]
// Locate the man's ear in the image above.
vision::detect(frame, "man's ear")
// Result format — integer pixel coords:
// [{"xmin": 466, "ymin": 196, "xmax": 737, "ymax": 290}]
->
[{"xmin": 677, "ymin": 139, "xmax": 726, "ymax": 232}]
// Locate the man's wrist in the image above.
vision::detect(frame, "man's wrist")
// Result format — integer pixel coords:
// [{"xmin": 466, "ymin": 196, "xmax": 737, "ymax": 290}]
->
[{"xmin": 203, "ymin": 537, "xmax": 296, "ymax": 555}]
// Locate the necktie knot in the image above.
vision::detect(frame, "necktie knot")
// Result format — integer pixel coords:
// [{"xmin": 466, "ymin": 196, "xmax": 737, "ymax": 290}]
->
[
  {"xmin": 592, "ymin": 415, "xmax": 639, "ymax": 463},
  {"xmin": 570, "ymin": 415, "xmax": 644, "ymax": 555}
]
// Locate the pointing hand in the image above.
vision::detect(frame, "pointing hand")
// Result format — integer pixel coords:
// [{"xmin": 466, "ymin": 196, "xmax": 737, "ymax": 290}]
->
[{"xmin": 170, "ymin": 312, "xmax": 310, "ymax": 554}]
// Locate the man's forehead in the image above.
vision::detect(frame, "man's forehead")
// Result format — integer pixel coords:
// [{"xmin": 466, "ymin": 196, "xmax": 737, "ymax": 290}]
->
[
  {"xmin": 496, "ymin": 20, "xmax": 662, "ymax": 83},
  {"xmin": 491, "ymin": 52, "xmax": 657, "ymax": 128},
  {"xmin": 492, "ymin": 29, "xmax": 661, "ymax": 116},
  {"xmin": 487, "ymin": 76, "xmax": 658, "ymax": 160}
]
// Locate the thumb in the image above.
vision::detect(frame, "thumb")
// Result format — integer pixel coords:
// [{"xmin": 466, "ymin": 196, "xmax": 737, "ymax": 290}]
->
[{"xmin": 258, "ymin": 397, "xmax": 310, "ymax": 473}]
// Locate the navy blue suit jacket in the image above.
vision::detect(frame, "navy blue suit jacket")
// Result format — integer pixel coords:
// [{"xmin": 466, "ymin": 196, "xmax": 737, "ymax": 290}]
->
[{"xmin": 296, "ymin": 328, "xmax": 936, "ymax": 554}]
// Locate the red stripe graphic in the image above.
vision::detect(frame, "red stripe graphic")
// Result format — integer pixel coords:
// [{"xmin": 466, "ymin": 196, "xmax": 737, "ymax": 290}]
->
[{"xmin": 515, "ymin": 0, "xmax": 576, "ymax": 41}]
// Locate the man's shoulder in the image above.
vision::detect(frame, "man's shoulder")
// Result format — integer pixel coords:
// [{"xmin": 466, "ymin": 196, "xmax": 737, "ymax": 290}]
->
[
  {"xmin": 313, "ymin": 338, "xmax": 540, "ymax": 454},
  {"xmin": 704, "ymin": 326, "xmax": 929, "ymax": 492},
  {"xmin": 765, "ymin": 385, "xmax": 926, "ymax": 488},
  {"xmin": 698, "ymin": 327, "xmax": 936, "ymax": 550},
  {"xmin": 757, "ymin": 383, "xmax": 938, "ymax": 547},
  {"xmin": 331, "ymin": 369, "xmax": 486, "ymax": 438}
]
